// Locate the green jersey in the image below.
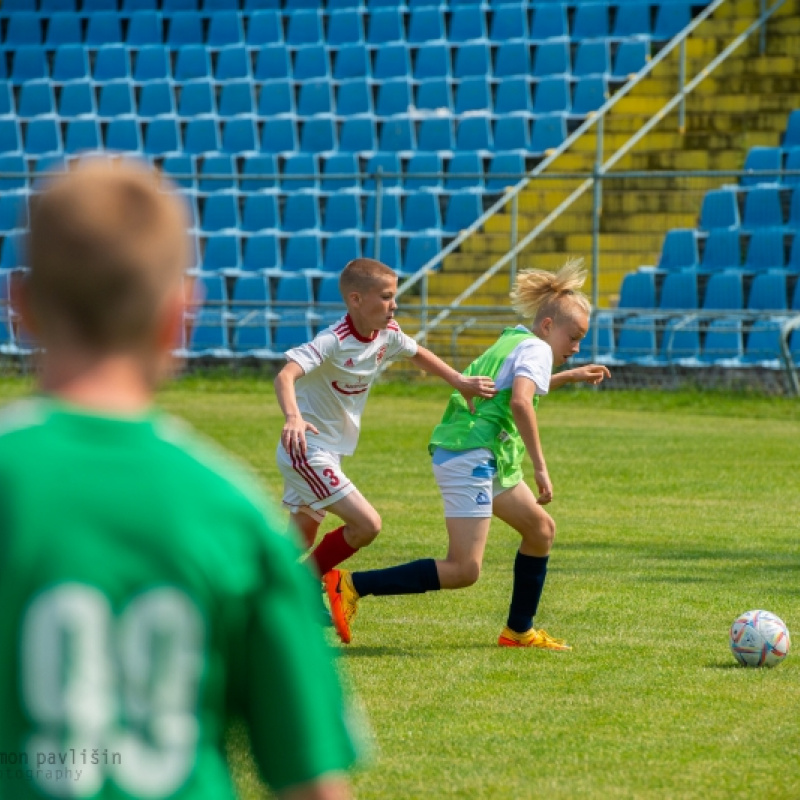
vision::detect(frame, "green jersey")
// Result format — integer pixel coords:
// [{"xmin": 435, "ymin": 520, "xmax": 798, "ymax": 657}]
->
[
  {"xmin": 0, "ymin": 398, "xmax": 357, "ymax": 799},
  {"xmin": 429, "ymin": 328, "xmax": 541, "ymax": 487}
]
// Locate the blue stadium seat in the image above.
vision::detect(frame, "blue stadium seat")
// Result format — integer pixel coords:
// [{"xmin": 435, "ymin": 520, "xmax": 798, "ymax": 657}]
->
[
  {"xmin": 405, "ymin": 153, "xmax": 442, "ymax": 191},
  {"xmin": 658, "ymin": 229, "xmax": 698, "ymax": 271},
  {"xmin": 533, "ymin": 76, "xmax": 571, "ymax": 115},
  {"xmin": 167, "ymin": 11, "xmax": 203, "ymax": 46},
  {"xmin": 45, "ymin": 13, "xmax": 82, "ymax": 47},
  {"xmin": 178, "ymin": 81, "xmax": 214, "ymax": 117},
  {"xmin": 495, "ymin": 41, "xmax": 530, "ymax": 78},
  {"xmin": 490, "ymin": 4, "xmax": 527, "ymax": 41},
  {"xmin": 106, "ymin": 118, "xmax": 142, "ymax": 152},
  {"xmin": 339, "ymin": 118, "xmax": 376, "ymax": 153},
  {"xmin": 572, "ymin": 77, "xmax": 608, "ymax": 116},
  {"xmin": 747, "ymin": 270, "xmax": 788, "ymax": 311},
  {"xmin": 215, "ymin": 46, "xmax": 250, "ymax": 81},
  {"xmin": 659, "ymin": 270, "xmax": 698, "ymax": 310},
  {"xmin": 0, "ymin": 121, "xmax": 21, "ymax": 155},
  {"xmin": 450, "ymin": 6, "xmax": 487, "ymax": 42},
  {"xmin": 443, "ymin": 192, "xmax": 482, "ymax": 234},
  {"xmin": 280, "ymin": 153, "xmax": 316, "ymax": 191},
  {"xmin": 702, "ymin": 270, "xmax": 744, "ymax": 310},
  {"xmin": 456, "ymin": 117, "xmax": 492, "ymax": 152},
  {"xmin": 337, "ymin": 80, "xmax": 372, "ymax": 116},
  {"xmin": 93, "ymin": 46, "xmax": 131, "ymax": 84},
  {"xmin": 364, "ymin": 234, "xmax": 401, "ymax": 270},
  {"xmin": 333, "ymin": 44, "xmax": 370, "ymax": 81},
  {"xmin": 202, "ymin": 234, "xmax": 240, "ymax": 272},
  {"xmin": 127, "ymin": 12, "xmax": 163, "ymax": 46},
  {"xmin": 700, "ymin": 318, "xmax": 743, "ymax": 363},
  {"xmin": 188, "ymin": 310, "xmax": 230, "ymax": 356},
  {"xmin": 257, "ymin": 80, "xmax": 293, "ymax": 117},
  {"xmin": 260, "ymin": 119, "xmax": 298, "ymax": 153},
  {"xmin": 174, "ymin": 45, "xmax": 211, "ymax": 82},
  {"xmin": 658, "ymin": 318, "xmax": 701, "ymax": 363},
  {"xmin": 742, "ymin": 146, "xmax": 782, "ymax": 187},
  {"xmin": 364, "ymin": 193, "xmax": 402, "ymax": 233},
  {"xmin": 487, "ymin": 152, "xmax": 524, "ymax": 192},
  {"xmin": 163, "ymin": 0, "xmax": 200, "ymax": 12},
  {"xmin": 286, "ymin": 10, "xmax": 322, "ymax": 46},
  {"xmin": 86, "ymin": 13, "xmax": 123, "ymax": 47},
  {"xmin": 379, "ymin": 118, "xmax": 415, "ymax": 152},
  {"xmin": 184, "ymin": 118, "xmax": 220, "ymax": 155},
  {"xmin": 293, "ymin": 46, "xmax": 329, "ymax": 82},
  {"xmin": 454, "ymin": 77, "xmax": 491, "ymax": 114},
  {"xmin": 376, "ymin": 80, "xmax": 412, "ymax": 117},
  {"xmin": 0, "ymin": 156, "xmax": 28, "ymax": 191},
  {"xmin": 253, "ymin": 45, "xmax": 289, "ymax": 81},
  {"xmin": 0, "ymin": 193, "xmax": 27, "ymax": 232},
  {"xmin": 300, "ymin": 118, "xmax": 336, "ymax": 153},
  {"xmin": 742, "ymin": 186, "xmax": 785, "ymax": 230},
  {"xmin": 316, "ymin": 273, "xmax": 347, "ymax": 328},
  {"xmin": 364, "ymin": 153, "xmax": 401, "ymax": 189},
  {"xmin": 367, "ymin": 9, "xmax": 404, "ymax": 45},
  {"xmin": 0, "ymin": 234, "xmax": 22, "ymax": 270},
  {"xmin": 0, "ymin": 83, "xmax": 12, "ymax": 117},
  {"xmin": 327, "ymin": 10, "xmax": 363, "ymax": 46},
  {"xmin": 495, "ymin": 78, "xmax": 532, "ymax": 116},
  {"xmin": 25, "ymin": 119, "xmax": 61, "ymax": 156},
  {"xmin": 699, "ymin": 189, "xmax": 740, "ymax": 230},
  {"xmin": 700, "ymin": 228, "xmax": 741, "ymax": 272},
  {"xmin": 530, "ymin": 5, "xmax": 568, "ymax": 41},
  {"xmin": 408, "ymin": 8, "xmax": 445, "ymax": 44},
  {"xmin": 531, "ymin": 114, "xmax": 567, "ymax": 154},
  {"xmin": 445, "ymin": 152, "xmax": 483, "ymax": 191},
  {"xmin": 453, "ymin": 44, "xmax": 490, "ymax": 79},
  {"xmin": 532, "ymin": 40, "xmax": 569, "ymax": 78},
  {"xmin": 12, "ymin": 47, "xmax": 49, "ymax": 84},
  {"xmin": 613, "ymin": 3, "xmax": 652, "ymax": 37},
  {"xmin": 233, "ymin": 316, "xmax": 273, "ymax": 357},
  {"xmin": 5, "ymin": 13, "xmax": 43, "ymax": 46},
  {"xmin": 741, "ymin": 319, "xmax": 785, "ymax": 365},
  {"xmin": 745, "ymin": 229, "xmax": 786, "ymax": 271},
  {"xmin": 788, "ymin": 187, "xmax": 800, "ymax": 228},
  {"xmin": 241, "ymin": 154, "xmax": 277, "ymax": 192},
  {"xmin": 139, "ymin": 81, "xmax": 175, "ymax": 117},
  {"xmin": 789, "ymin": 233, "xmax": 800, "ymax": 272},
  {"xmin": 97, "ymin": 82, "xmax": 134, "ymax": 117},
  {"xmin": 322, "ymin": 194, "xmax": 361, "ymax": 233},
  {"xmin": 573, "ymin": 41, "xmax": 610, "ymax": 77},
  {"xmin": 218, "ymin": 81, "xmax": 254, "ymax": 116},
  {"xmin": 785, "ymin": 148, "xmax": 800, "ymax": 186},
  {"xmin": 618, "ymin": 271, "xmax": 655, "ymax": 308},
  {"xmin": 403, "ymin": 234, "xmax": 441, "ymax": 274},
  {"xmin": 223, "ymin": 118, "xmax": 258, "ymax": 154},
  {"xmin": 615, "ymin": 315, "xmax": 658, "ymax": 363},
  {"xmin": 413, "ymin": 44, "xmax": 450, "ymax": 81},
  {"xmin": 297, "ymin": 80, "xmax": 333, "ymax": 116},
  {"xmin": 282, "ymin": 237, "xmax": 321, "ymax": 274},
  {"xmin": 613, "ymin": 40, "xmax": 649, "ymax": 80},
  {"xmin": 273, "ymin": 289, "xmax": 314, "ymax": 350},
  {"xmin": 232, "ymin": 274, "xmax": 272, "ymax": 340},
  {"xmin": 403, "ymin": 192, "xmax": 442, "ymax": 232},
  {"xmin": 208, "ymin": 12, "xmax": 243, "ymax": 48},
  {"xmin": 18, "ymin": 82, "xmax": 55, "ymax": 118},
  {"xmin": 144, "ymin": 118, "xmax": 181, "ymax": 155},
  {"xmin": 199, "ymin": 154, "xmax": 235, "ymax": 193},
  {"xmin": 784, "ymin": 110, "xmax": 800, "ymax": 148},
  {"xmin": 243, "ymin": 234, "xmax": 280, "ymax": 272},
  {"xmin": 418, "ymin": 118, "xmax": 454, "ymax": 152},
  {"xmin": 416, "ymin": 79, "xmax": 452, "ymax": 112},
  {"xmin": 162, "ymin": 155, "xmax": 195, "ymax": 191},
  {"xmin": 133, "ymin": 45, "xmax": 171, "ymax": 82},
  {"xmin": 321, "ymin": 153, "xmax": 359, "ymax": 192},
  {"xmin": 283, "ymin": 194, "xmax": 320, "ymax": 233},
  {"xmin": 247, "ymin": 10, "xmax": 282, "ymax": 46},
  {"xmin": 374, "ymin": 44, "xmax": 411, "ymax": 81},
  {"xmin": 654, "ymin": 3, "xmax": 692, "ymax": 40},
  {"xmin": 574, "ymin": 3, "xmax": 610, "ymax": 40},
  {"xmin": 52, "ymin": 45, "xmax": 90, "ymax": 83},
  {"xmin": 493, "ymin": 117, "xmax": 530, "ymax": 152},
  {"xmin": 201, "ymin": 194, "xmax": 239, "ymax": 233}
]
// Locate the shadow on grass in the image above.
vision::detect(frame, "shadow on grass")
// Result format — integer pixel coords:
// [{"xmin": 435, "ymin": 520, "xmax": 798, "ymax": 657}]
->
[
  {"xmin": 705, "ymin": 661, "xmax": 746, "ymax": 670},
  {"xmin": 342, "ymin": 646, "xmax": 429, "ymax": 658}
]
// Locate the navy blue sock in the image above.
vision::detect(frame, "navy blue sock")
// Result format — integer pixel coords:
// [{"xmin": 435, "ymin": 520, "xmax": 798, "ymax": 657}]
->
[
  {"xmin": 351, "ymin": 559, "xmax": 441, "ymax": 597},
  {"xmin": 506, "ymin": 552, "xmax": 549, "ymax": 634}
]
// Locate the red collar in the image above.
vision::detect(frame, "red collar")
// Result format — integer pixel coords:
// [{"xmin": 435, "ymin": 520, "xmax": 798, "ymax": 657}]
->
[{"xmin": 345, "ymin": 314, "xmax": 378, "ymax": 343}]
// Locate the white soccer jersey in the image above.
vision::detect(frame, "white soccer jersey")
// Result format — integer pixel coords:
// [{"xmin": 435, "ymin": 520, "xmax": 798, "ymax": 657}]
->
[
  {"xmin": 494, "ymin": 326, "xmax": 553, "ymax": 396},
  {"xmin": 285, "ymin": 314, "xmax": 418, "ymax": 455}
]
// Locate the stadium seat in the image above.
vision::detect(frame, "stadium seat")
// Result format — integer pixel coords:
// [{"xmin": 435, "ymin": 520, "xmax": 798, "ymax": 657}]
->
[
  {"xmin": 788, "ymin": 187, "xmax": 800, "ymax": 228},
  {"xmin": 136, "ymin": 81, "xmax": 172, "ymax": 117},
  {"xmin": 0, "ymin": 194, "xmax": 27, "ymax": 233},
  {"xmin": 572, "ymin": 77, "xmax": 608, "ymax": 117},
  {"xmin": 0, "ymin": 156, "xmax": 28, "ymax": 191},
  {"xmin": 785, "ymin": 149, "xmax": 800, "ymax": 186},
  {"xmin": 702, "ymin": 270, "xmax": 744, "ymax": 310},
  {"xmin": 52, "ymin": 45, "xmax": 90, "ymax": 83},
  {"xmin": 167, "ymin": 12, "xmax": 203, "ymax": 47},
  {"xmin": 379, "ymin": 118, "xmax": 415, "ymax": 152},
  {"xmin": 242, "ymin": 193, "xmax": 281, "ymax": 232},
  {"xmin": 618, "ymin": 271, "xmax": 656, "ymax": 309},
  {"xmin": 783, "ymin": 110, "xmax": 800, "ymax": 148},
  {"xmin": 613, "ymin": 40, "xmax": 650, "ymax": 80},
  {"xmin": 243, "ymin": 233, "xmax": 280, "ymax": 272},
  {"xmin": 653, "ymin": 3, "xmax": 692, "ymax": 41},
  {"xmin": 188, "ymin": 310, "xmax": 230, "ymax": 356},
  {"xmin": 127, "ymin": 12, "xmax": 162, "ymax": 46},
  {"xmin": 495, "ymin": 78, "xmax": 533, "ymax": 116},
  {"xmin": 218, "ymin": 82, "xmax": 254, "ymax": 117},
  {"xmin": 336, "ymin": 80, "xmax": 371, "ymax": 117},
  {"xmin": 297, "ymin": 81, "xmax": 333, "ymax": 116},
  {"xmin": 5, "ymin": 12, "xmax": 43, "ymax": 47},
  {"xmin": 658, "ymin": 229, "xmax": 699, "ymax": 271},
  {"xmin": 572, "ymin": 3, "xmax": 609, "ymax": 40},
  {"xmin": 742, "ymin": 146, "xmax": 782, "ymax": 187},
  {"xmin": 45, "ymin": 13, "xmax": 82, "ymax": 47},
  {"xmin": 494, "ymin": 41, "xmax": 530, "ymax": 79},
  {"xmin": 744, "ymin": 229, "xmax": 786, "ymax": 271},
  {"xmin": 203, "ymin": 234, "xmax": 240, "ymax": 273},
  {"xmin": 287, "ymin": 10, "xmax": 322, "ymax": 46},
  {"xmin": 445, "ymin": 152, "xmax": 484, "ymax": 191},
  {"xmin": 178, "ymin": 82, "xmax": 214, "ymax": 118},
  {"xmin": 321, "ymin": 153, "xmax": 359, "ymax": 193},
  {"xmin": 574, "ymin": 41, "xmax": 610, "ymax": 78},
  {"xmin": 184, "ymin": 118, "xmax": 220, "ymax": 155},
  {"xmin": 174, "ymin": 45, "xmax": 211, "ymax": 82},
  {"xmin": 25, "ymin": 119, "xmax": 61, "ymax": 156},
  {"xmin": 364, "ymin": 153, "xmax": 401, "ymax": 190},
  {"xmin": 530, "ymin": 5, "xmax": 568, "ymax": 41},
  {"xmin": 364, "ymin": 193, "xmax": 402, "ymax": 233},
  {"xmin": 12, "ymin": 47, "xmax": 49, "ymax": 85},
  {"xmin": 658, "ymin": 318, "xmax": 701, "ymax": 363},
  {"xmin": 659, "ymin": 271, "xmax": 698, "ymax": 310},
  {"xmin": 364, "ymin": 234, "xmax": 401, "ymax": 270},
  {"xmin": 376, "ymin": 80, "xmax": 412, "ymax": 117},
  {"xmin": 443, "ymin": 192, "xmax": 483, "ymax": 234},
  {"xmin": 293, "ymin": 47, "xmax": 329, "ymax": 82},
  {"xmin": 533, "ymin": 76, "xmax": 571, "ymax": 115},
  {"xmin": 322, "ymin": 194, "xmax": 361, "ymax": 233},
  {"xmin": 700, "ymin": 228, "xmax": 741, "ymax": 272},
  {"xmin": 613, "ymin": 3, "xmax": 652, "ymax": 38},
  {"xmin": 408, "ymin": 8, "xmax": 445, "ymax": 44},
  {"xmin": 216, "ymin": 46, "xmax": 251, "ymax": 81},
  {"xmin": 322, "ymin": 235, "xmax": 361, "ymax": 273},
  {"xmin": 456, "ymin": 117, "xmax": 492, "ymax": 152},
  {"xmin": 282, "ymin": 237, "xmax": 321, "ymax": 274},
  {"xmin": 252, "ymin": 45, "xmax": 289, "ymax": 82},
  {"xmin": 280, "ymin": 153, "xmax": 316, "ymax": 191},
  {"xmin": 699, "ymin": 189, "xmax": 740, "ymax": 230},
  {"xmin": 416, "ymin": 79, "xmax": 453, "ymax": 113},
  {"xmin": 223, "ymin": 119, "xmax": 258, "ymax": 154},
  {"xmin": 208, "ymin": 12, "xmax": 243, "ymax": 48},
  {"xmin": 700, "ymin": 318, "xmax": 743, "ymax": 363},
  {"xmin": 98, "ymin": 82, "xmax": 135, "ymax": 118},
  {"xmin": 405, "ymin": 153, "xmax": 442, "ymax": 191},
  {"xmin": 0, "ymin": 84, "xmax": 12, "ymax": 117},
  {"xmin": 328, "ymin": 10, "xmax": 363, "ymax": 46},
  {"xmin": 283, "ymin": 194, "xmax": 320, "ymax": 234},
  {"xmin": 333, "ymin": 44, "xmax": 370, "ymax": 81},
  {"xmin": 133, "ymin": 46, "xmax": 171, "ymax": 82},
  {"xmin": 418, "ymin": 118, "xmax": 454, "ymax": 152},
  {"xmin": 532, "ymin": 41, "xmax": 570, "ymax": 78},
  {"xmin": 161, "ymin": 154, "xmax": 195, "ymax": 190},
  {"xmin": 579, "ymin": 312, "xmax": 615, "ymax": 363},
  {"xmin": 403, "ymin": 192, "xmax": 442, "ymax": 233},
  {"xmin": 247, "ymin": 10, "xmax": 282, "ymax": 46},
  {"xmin": 0, "ymin": 121, "xmax": 21, "ymax": 155},
  {"xmin": 339, "ymin": 118, "xmax": 377, "ymax": 153},
  {"xmin": 747, "ymin": 270, "xmax": 788, "ymax": 311},
  {"xmin": 487, "ymin": 153, "xmax": 525, "ymax": 193},
  {"xmin": 531, "ymin": 114, "xmax": 567, "ymax": 154},
  {"xmin": 449, "ymin": 6, "xmax": 487, "ymax": 42},
  {"xmin": 196, "ymin": 274, "xmax": 228, "ymax": 310},
  {"xmin": 199, "ymin": 155, "xmax": 235, "ymax": 193},
  {"xmin": 240, "ymin": 155, "xmax": 276, "ymax": 193},
  {"xmin": 257, "ymin": 80, "xmax": 293, "ymax": 117},
  {"xmin": 64, "ymin": 119, "xmax": 101, "ymax": 154},
  {"xmin": 201, "ymin": 194, "xmax": 239, "ymax": 233},
  {"xmin": 316, "ymin": 273, "xmax": 347, "ymax": 329},
  {"xmin": 260, "ymin": 119, "xmax": 298, "ymax": 153},
  {"xmin": 742, "ymin": 186, "xmax": 785, "ymax": 231},
  {"xmin": 374, "ymin": 44, "xmax": 411, "ymax": 81},
  {"xmin": 453, "ymin": 46, "xmax": 491, "ymax": 81},
  {"xmin": 234, "ymin": 315, "xmax": 273, "ymax": 357},
  {"xmin": 367, "ymin": 9, "xmax": 404, "ymax": 45},
  {"xmin": 86, "ymin": 13, "xmax": 123, "ymax": 47},
  {"xmin": 615, "ymin": 315, "xmax": 658, "ymax": 363},
  {"xmin": 17, "ymin": 82, "xmax": 55, "ymax": 118},
  {"xmin": 741, "ymin": 319, "xmax": 786, "ymax": 365},
  {"xmin": 490, "ymin": 4, "xmax": 527, "ymax": 41}
]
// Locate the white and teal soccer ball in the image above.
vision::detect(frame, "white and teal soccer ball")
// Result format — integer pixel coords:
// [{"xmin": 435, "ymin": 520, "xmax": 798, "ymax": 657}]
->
[{"xmin": 730, "ymin": 610, "xmax": 791, "ymax": 668}]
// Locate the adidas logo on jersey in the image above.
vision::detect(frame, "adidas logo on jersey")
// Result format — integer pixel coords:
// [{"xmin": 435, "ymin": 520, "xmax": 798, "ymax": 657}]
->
[{"xmin": 344, "ymin": 358, "xmax": 355, "ymax": 367}]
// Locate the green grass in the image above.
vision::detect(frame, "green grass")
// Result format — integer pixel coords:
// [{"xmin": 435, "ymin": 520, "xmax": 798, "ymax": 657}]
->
[{"xmin": 3, "ymin": 377, "xmax": 799, "ymax": 798}]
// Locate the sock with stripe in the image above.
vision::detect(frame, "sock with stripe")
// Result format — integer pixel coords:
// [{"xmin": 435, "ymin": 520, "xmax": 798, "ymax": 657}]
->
[
  {"xmin": 351, "ymin": 559, "xmax": 440, "ymax": 597},
  {"xmin": 310, "ymin": 526, "xmax": 358, "ymax": 576},
  {"xmin": 506, "ymin": 552, "xmax": 549, "ymax": 635}
]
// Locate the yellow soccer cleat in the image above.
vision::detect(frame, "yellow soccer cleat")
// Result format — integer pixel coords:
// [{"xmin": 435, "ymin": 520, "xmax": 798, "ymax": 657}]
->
[
  {"xmin": 497, "ymin": 626, "xmax": 572, "ymax": 651},
  {"xmin": 323, "ymin": 569, "xmax": 359, "ymax": 644}
]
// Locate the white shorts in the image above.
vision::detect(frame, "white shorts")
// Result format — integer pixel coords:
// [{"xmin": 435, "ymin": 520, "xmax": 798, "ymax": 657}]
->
[
  {"xmin": 431, "ymin": 447, "xmax": 512, "ymax": 519},
  {"xmin": 276, "ymin": 443, "xmax": 357, "ymax": 522}
]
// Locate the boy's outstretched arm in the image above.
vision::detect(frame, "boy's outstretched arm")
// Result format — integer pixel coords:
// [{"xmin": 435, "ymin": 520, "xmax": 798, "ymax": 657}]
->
[
  {"xmin": 549, "ymin": 364, "xmax": 611, "ymax": 391},
  {"xmin": 274, "ymin": 360, "xmax": 319, "ymax": 455},
  {"xmin": 409, "ymin": 346, "xmax": 496, "ymax": 412}
]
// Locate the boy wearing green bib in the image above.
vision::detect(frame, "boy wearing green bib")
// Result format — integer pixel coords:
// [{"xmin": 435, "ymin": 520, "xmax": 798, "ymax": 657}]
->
[
  {"xmin": 325, "ymin": 259, "xmax": 610, "ymax": 649},
  {"xmin": 0, "ymin": 159, "xmax": 357, "ymax": 799}
]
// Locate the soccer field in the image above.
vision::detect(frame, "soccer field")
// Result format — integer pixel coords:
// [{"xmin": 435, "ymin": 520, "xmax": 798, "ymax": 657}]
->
[{"xmin": 6, "ymin": 376, "xmax": 800, "ymax": 798}]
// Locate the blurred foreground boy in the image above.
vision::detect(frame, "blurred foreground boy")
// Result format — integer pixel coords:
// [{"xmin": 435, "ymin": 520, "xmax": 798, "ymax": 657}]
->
[{"xmin": 0, "ymin": 159, "xmax": 357, "ymax": 800}]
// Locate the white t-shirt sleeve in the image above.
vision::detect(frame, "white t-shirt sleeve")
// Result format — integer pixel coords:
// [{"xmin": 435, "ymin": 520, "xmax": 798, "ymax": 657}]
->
[
  {"xmin": 384, "ymin": 325, "xmax": 419, "ymax": 361},
  {"xmin": 284, "ymin": 330, "xmax": 338, "ymax": 375},
  {"xmin": 512, "ymin": 338, "xmax": 553, "ymax": 395}
]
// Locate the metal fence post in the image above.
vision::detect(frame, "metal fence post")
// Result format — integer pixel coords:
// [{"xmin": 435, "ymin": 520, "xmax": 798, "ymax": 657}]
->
[
  {"xmin": 591, "ymin": 118, "xmax": 603, "ymax": 363},
  {"xmin": 373, "ymin": 166, "xmax": 383, "ymax": 261}
]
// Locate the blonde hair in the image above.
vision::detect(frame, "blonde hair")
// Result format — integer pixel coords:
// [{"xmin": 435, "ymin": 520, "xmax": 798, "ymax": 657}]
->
[
  {"xmin": 339, "ymin": 258, "xmax": 397, "ymax": 299},
  {"xmin": 27, "ymin": 157, "xmax": 190, "ymax": 353},
  {"xmin": 510, "ymin": 257, "xmax": 591, "ymax": 325}
]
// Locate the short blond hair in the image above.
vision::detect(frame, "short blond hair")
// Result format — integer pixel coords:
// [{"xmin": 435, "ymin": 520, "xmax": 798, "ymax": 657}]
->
[
  {"xmin": 510, "ymin": 258, "xmax": 591, "ymax": 325},
  {"xmin": 27, "ymin": 157, "xmax": 190, "ymax": 353},
  {"xmin": 339, "ymin": 258, "xmax": 397, "ymax": 302}
]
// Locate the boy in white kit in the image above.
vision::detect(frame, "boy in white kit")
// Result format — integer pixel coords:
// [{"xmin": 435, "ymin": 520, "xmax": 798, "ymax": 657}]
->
[{"xmin": 274, "ymin": 258, "xmax": 496, "ymax": 581}]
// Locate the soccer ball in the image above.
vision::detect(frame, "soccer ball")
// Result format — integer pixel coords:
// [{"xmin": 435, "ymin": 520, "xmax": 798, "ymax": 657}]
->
[{"xmin": 729, "ymin": 610, "xmax": 791, "ymax": 668}]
